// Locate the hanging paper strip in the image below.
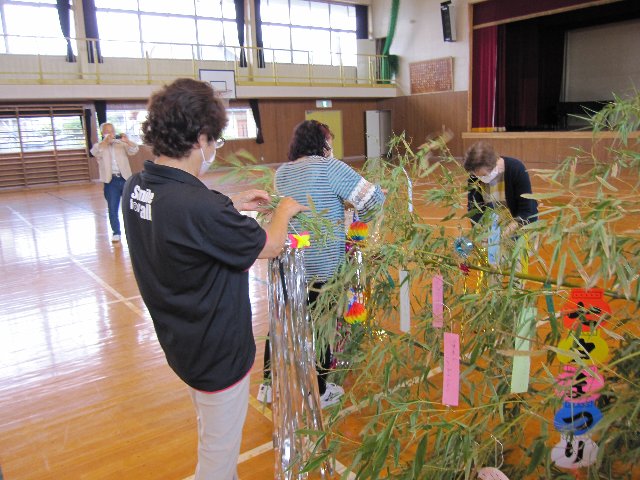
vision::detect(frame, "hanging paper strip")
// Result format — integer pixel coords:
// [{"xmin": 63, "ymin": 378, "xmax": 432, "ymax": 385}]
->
[
  {"xmin": 399, "ymin": 270, "xmax": 410, "ymax": 332},
  {"xmin": 510, "ymin": 307, "xmax": 537, "ymax": 394},
  {"xmin": 442, "ymin": 332, "xmax": 460, "ymax": 406},
  {"xmin": 267, "ymin": 242, "xmax": 330, "ymax": 479},
  {"xmin": 487, "ymin": 212, "xmax": 500, "ymax": 266},
  {"xmin": 432, "ymin": 274, "xmax": 444, "ymax": 328}
]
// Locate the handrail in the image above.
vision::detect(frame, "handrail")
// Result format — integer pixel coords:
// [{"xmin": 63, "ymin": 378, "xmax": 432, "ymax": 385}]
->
[{"xmin": 0, "ymin": 33, "xmax": 396, "ymax": 88}]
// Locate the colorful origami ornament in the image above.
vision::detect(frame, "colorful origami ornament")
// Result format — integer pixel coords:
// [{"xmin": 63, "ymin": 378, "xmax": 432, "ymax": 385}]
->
[
  {"xmin": 477, "ymin": 467, "xmax": 510, "ymax": 480},
  {"xmin": 287, "ymin": 231, "xmax": 310, "ymax": 249},
  {"xmin": 551, "ymin": 434, "xmax": 599, "ymax": 469},
  {"xmin": 553, "ymin": 401, "xmax": 603, "ymax": 435},
  {"xmin": 347, "ymin": 220, "xmax": 369, "ymax": 242},
  {"xmin": 344, "ymin": 291, "xmax": 367, "ymax": 324},
  {"xmin": 554, "ymin": 365, "xmax": 604, "ymax": 403},
  {"xmin": 556, "ymin": 332, "xmax": 609, "ymax": 364},
  {"xmin": 454, "ymin": 236, "xmax": 474, "ymax": 258},
  {"xmin": 562, "ymin": 288, "xmax": 611, "ymax": 332}
]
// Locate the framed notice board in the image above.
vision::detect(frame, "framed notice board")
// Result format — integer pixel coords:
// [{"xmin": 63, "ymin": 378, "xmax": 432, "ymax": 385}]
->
[{"xmin": 409, "ymin": 57, "xmax": 453, "ymax": 94}]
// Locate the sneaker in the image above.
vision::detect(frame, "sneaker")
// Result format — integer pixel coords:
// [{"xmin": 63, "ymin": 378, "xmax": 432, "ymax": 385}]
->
[
  {"xmin": 257, "ymin": 383, "xmax": 272, "ymax": 403},
  {"xmin": 319, "ymin": 383, "xmax": 344, "ymax": 409},
  {"xmin": 112, "ymin": 234, "xmax": 121, "ymax": 243}
]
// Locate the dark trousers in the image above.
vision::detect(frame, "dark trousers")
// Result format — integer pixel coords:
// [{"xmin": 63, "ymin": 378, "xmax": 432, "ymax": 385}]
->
[
  {"xmin": 104, "ymin": 175, "xmax": 125, "ymax": 235},
  {"xmin": 263, "ymin": 281, "xmax": 333, "ymax": 395}
]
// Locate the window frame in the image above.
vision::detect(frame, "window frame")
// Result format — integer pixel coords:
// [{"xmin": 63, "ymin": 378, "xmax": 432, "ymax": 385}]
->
[
  {"xmin": 260, "ymin": 0, "xmax": 357, "ymax": 67},
  {"xmin": 95, "ymin": 0, "xmax": 239, "ymax": 61}
]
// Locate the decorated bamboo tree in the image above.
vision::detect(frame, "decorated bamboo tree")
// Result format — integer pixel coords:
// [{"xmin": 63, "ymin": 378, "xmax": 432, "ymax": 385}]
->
[
  {"xmin": 306, "ymin": 93, "xmax": 640, "ymax": 480},
  {"xmin": 220, "ymin": 92, "xmax": 639, "ymax": 479}
]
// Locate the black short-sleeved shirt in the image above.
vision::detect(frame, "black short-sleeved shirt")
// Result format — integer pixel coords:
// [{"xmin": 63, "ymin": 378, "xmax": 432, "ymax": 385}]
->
[{"xmin": 123, "ymin": 160, "xmax": 267, "ymax": 392}]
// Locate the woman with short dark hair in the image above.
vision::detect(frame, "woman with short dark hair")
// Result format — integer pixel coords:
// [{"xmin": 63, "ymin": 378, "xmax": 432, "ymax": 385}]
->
[
  {"xmin": 257, "ymin": 119, "xmax": 385, "ymax": 408},
  {"xmin": 123, "ymin": 78, "xmax": 307, "ymax": 480}
]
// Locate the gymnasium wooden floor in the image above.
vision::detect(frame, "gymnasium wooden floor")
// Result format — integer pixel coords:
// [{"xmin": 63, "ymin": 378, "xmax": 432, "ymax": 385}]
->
[{"xmin": 2, "ymin": 168, "xmax": 406, "ymax": 480}]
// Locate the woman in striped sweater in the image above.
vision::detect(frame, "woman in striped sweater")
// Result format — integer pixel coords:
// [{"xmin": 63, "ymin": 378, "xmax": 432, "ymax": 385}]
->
[{"xmin": 258, "ymin": 119, "xmax": 385, "ymax": 408}]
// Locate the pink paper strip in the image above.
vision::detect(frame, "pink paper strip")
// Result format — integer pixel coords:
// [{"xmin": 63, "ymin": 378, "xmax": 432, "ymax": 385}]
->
[
  {"xmin": 432, "ymin": 275, "xmax": 444, "ymax": 328},
  {"xmin": 442, "ymin": 332, "xmax": 460, "ymax": 406}
]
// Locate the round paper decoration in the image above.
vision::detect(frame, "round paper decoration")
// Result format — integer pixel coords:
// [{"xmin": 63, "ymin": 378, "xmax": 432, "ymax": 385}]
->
[
  {"xmin": 556, "ymin": 333, "xmax": 609, "ymax": 364},
  {"xmin": 477, "ymin": 467, "xmax": 510, "ymax": 480},
  {"xmin": 551, "ymin": 434, "xmax": 598, "ymax": 469}
]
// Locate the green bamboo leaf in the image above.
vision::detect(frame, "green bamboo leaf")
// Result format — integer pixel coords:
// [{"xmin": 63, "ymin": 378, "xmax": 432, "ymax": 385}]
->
[
  {"xmin": 556, "ymin": 251, "xmax": 568, "ymax": 286},
  {"xmin": 526, "ymin": 440, "xmax": 546, "ymax": 474},
  {"xmin": 595, "ymin": 175, "xmax": 619, "ymax": 192}
]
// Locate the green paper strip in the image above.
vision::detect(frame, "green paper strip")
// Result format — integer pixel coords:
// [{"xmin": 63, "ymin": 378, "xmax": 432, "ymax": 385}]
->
[
  {"xmin": 511, "ymin": 307, "xmax": 537, "ymax": 394},
  {"xmin": 544, "ymin": 282, "xmax": 558, "ymax": 336}
]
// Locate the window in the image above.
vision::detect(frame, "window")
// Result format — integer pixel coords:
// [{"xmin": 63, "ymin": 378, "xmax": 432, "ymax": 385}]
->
[
  {"xmin": 0, "ymin": 105, "xmax": 90, "ymax": 188},
  {"xmin": 261, "ymin": 0, "xmax": 357, "ymax": 66},
  {"xmin": 101, "ymin": 107, "xmax": 257, "ymax": 142},
  {"xmin": 225, "ymin": 108, "xmax": 257, "ymax": 140},
  {"xmin": 0, "ymin": 0, "xmax": 77, "ymax": 56},
  {"xmin": 95, "ymin": 0, "xmax": 238, "ymax": 61},
  {"xmin": 104, "ymin": 108, "xmax": 147, "ymax": 144},
  {"xmin": 0, "ymin": 114, "xmax": 85, "ymax": 154}
]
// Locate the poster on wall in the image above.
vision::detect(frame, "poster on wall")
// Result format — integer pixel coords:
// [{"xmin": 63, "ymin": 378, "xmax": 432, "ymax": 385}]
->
[{"xmin": 409, "ymin": 57, "xmax": 453, "ymax": 94}]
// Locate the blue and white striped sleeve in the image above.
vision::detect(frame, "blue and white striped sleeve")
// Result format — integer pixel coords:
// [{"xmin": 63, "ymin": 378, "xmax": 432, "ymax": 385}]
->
[{"xmin": 326, "ymin": 159, "xmax": 385, "ymax": 221}]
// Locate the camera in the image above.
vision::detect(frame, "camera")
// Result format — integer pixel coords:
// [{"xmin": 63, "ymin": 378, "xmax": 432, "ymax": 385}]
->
[{"xmin": 115, "ymin": 134, "xmax": 122, "ymax": 139}]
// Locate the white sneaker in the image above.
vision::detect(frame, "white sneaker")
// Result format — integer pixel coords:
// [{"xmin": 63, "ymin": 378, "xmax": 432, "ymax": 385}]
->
[
  {"xmin": 257, "ymin": 383, "xmax": 272, "ymax": 403},
  {"xmin": 112, "ymin": 234, "xmax": 121, "ymax": 243},
  {"xmin": 319, "ymin": 383, "xmax": 344, "ymax": 409}
]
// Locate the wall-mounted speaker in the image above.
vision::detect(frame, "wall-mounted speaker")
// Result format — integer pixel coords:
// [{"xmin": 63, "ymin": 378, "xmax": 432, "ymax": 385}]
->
[{"xmin": 440, "ymin": 1, "xmax": 456, "ymax": 42}]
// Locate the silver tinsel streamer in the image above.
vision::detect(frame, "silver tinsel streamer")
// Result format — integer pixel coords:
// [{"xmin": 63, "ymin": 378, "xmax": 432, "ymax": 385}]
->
[{"xmin": 267, "ymin": 242, "xmax": 330, "ymax": 479}]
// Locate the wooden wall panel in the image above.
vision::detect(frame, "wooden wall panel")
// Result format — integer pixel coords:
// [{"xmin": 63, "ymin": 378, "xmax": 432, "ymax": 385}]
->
[
  {"xmin": 378, "ymin": 91, "xmax": 469, "ymax": 158},
  {"xmin": 218, "ymin": 98, "xmax": 378, "ymax": 167},
  {"xmin": 462, "ymin": 132, "xmax": 640, "ymax": 171}
]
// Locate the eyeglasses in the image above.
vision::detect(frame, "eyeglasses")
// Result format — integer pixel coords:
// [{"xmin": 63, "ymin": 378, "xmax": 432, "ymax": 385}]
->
[{"xmin": 214, "ymin": 138, "xmax": 225, "ymax": 149}]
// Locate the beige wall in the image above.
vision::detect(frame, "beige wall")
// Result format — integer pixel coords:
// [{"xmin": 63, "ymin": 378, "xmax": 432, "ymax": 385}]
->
[{"xmin": 372, "ymin": 0, "xmax": 472, "ymax": 96}]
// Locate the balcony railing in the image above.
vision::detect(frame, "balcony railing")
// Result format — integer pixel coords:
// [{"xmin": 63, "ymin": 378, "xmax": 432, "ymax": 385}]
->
[{"xmin": 0, "ymin": 34, "xmax": 396, "ymax": 88}]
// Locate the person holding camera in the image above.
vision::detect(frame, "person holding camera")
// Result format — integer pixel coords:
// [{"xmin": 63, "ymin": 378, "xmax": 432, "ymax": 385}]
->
[{"xmin": 90, "ymin": 122, "xmax": 139, "ymax": 243}]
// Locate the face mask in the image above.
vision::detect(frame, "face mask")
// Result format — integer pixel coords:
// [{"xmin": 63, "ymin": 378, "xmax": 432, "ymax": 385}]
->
[
  {"xmin": 478, "ymin": 165, "xmax": 499, "ymax": 184},
  {"xmin": 199, "ymin": 147, "xmax": 216, "ymax": 176}
]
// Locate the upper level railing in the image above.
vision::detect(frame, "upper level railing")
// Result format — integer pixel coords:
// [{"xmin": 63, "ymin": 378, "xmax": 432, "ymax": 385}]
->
[{"xmin": 0, "ymin": 34, "xmax": 396, "ymax": 89}]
